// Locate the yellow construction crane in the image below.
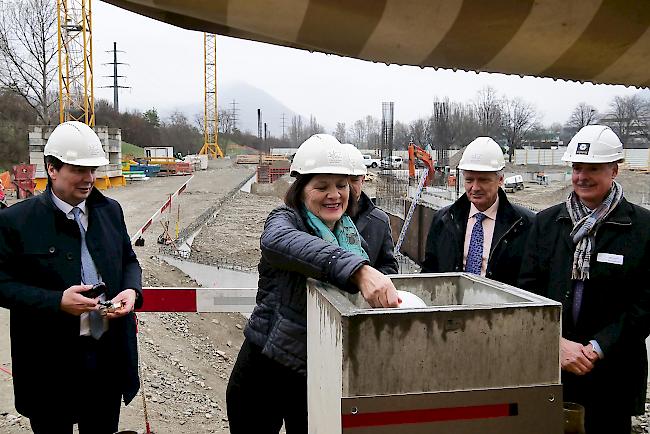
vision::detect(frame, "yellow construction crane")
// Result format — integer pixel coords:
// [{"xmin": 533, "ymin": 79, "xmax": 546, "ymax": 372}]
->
[
  {"xmin": 57, "ymin": 0, "xmax": 95, "ymax": 126},
  {"xmin": 199, "ymin": 33, "xmax": 223, "ymax": 159}
]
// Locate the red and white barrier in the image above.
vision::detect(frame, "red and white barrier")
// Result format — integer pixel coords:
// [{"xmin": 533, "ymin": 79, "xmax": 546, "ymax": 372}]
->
[
  {"xmin": 130, "ymin": 175, "xmax": 194, "ymax": 244},
  {"xmin": 137, "ymin": 287, "xmax": 257, "ymax": 313}
]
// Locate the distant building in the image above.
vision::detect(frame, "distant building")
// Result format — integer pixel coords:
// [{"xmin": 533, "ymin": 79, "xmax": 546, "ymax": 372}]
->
[{"xmin": 522, "ymin": 139, "xmax": 562, "ymax": 149}]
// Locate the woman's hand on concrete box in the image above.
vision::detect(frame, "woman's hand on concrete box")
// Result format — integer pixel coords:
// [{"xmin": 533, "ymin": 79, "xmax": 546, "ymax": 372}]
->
[{"xmin": 351, "ymin": 265, "xmax": 400, "ymax": 308}]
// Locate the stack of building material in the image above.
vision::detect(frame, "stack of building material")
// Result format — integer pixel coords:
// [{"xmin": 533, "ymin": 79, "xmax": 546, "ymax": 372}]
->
[
  {"xmin": 183, "ymin": 154, "xmax": 208, "ymax": 170},
  {"xmin": 12, "ymin": 164, "xmax": 36, "ymax": 198},
  {"xmin": 257, "ymin": 159, "xmax": 290, "ymax": 183},
  {"xmin": 236, "ymin": 154, "xmax": 261, "ymax": 164}
]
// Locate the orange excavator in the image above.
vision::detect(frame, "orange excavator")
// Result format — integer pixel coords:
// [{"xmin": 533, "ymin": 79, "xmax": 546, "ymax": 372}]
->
[{"xmin": 407, "ymin": 142, "xmax": 435, "ymax": 186}]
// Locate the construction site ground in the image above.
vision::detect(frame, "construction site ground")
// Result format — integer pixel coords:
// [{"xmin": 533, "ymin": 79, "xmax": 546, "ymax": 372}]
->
[
  {"xmin": 0, "ymin": 160, "xmax": 648, "ymax": 432},
  {"xmin": 504, "ymin": 164, "xmax": 650, "ymax": 211}
]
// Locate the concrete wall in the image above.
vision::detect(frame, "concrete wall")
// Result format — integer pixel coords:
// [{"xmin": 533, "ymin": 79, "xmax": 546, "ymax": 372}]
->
[{"xmin": 388, "ymin": 200, "xmax": 437, "ymax": 265}]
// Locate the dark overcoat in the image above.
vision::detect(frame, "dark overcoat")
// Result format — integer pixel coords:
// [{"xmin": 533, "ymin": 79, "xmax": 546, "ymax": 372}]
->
[
  {"xmin": 353, "ymin": 192, "xmax": 398, "ymax": 275},
  {"xmin": 422, "ymin": 188, "xmax": 535, "ymax": 286},
  {"xmin": 0, "ymin": 187, "xmax": 142, "ymax": 419},
  {"xmin": 518, "ymin": 198, "xmax": 650, "ymax": 415}
]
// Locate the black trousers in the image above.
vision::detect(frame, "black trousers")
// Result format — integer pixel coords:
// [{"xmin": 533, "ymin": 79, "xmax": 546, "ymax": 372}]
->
[
  {"xmin": 29, "ymin": 336, "xmax": 123, "ymax": 434},
  {"xmin": 226, "ymin": 338, "xmax": 307, "ymax": 434},
  {"xmin": 563, "ymin": 374, "xmax": 633, "ymax": 434}
]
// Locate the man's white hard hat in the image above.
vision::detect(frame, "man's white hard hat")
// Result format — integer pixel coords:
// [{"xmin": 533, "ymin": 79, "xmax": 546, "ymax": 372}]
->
[
  {"xmin": 343, "ymin": 143, "xmax": 368, "ymax": 176},
  {"xmin": 290, "ymin": 134, "xmax": 355, "ymax": 176},
  {"xmin": 458, "ymin": 137, "xmax": 505, "ymax": 172},
  {"xmin": 562, "ymin": 125, "xmax": 624, "ymax": 164},
  {"xmin": 44, "ymin": 121, "xmax": 109, "ymax": 167}
]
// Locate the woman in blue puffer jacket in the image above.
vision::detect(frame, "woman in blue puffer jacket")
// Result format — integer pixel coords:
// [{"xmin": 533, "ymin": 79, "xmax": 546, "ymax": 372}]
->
[{"xmin": 226, "ymin": 134, "xmax": 400, "ymax": 434}]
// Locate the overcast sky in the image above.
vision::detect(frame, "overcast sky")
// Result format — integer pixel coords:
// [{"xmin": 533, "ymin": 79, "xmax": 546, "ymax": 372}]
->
[{"xmin": 93, "ymin": 1, "xmax": 642, "ymax": 134}]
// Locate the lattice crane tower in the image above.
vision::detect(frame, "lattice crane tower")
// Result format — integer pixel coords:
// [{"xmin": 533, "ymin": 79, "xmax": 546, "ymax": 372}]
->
[
  {"xmin": 199, "ymin": 33, "xmax": 223, "ymax": 158},
  {"xmin": 57, "ymin": 0, "xmax": 95, "ymax": 126}
]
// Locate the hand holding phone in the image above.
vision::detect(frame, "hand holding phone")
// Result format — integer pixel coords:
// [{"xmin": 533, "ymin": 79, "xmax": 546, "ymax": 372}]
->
[{"xmin": 81, "ymin": 282, "xmax": 106, "ymax": 299}]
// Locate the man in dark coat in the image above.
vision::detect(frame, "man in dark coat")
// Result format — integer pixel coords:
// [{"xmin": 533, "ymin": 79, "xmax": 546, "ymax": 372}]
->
[
  {"xmin": 351, "ymin": 190, "xmax": 399, "ymax": 275},
  {"xmin": 519, "ymin": 125, "xmax": 650, "ymax": 434},
  {"xmin": 422, "ymin": 137, "xmax": 534, "ymax": 286},
  {"xmin": 0, "ymin": 121, "xmax": 142, "ymax": 433},
  {"xmin": 346, "ymin": 145, "xmax": 398, "ymax": 275}
]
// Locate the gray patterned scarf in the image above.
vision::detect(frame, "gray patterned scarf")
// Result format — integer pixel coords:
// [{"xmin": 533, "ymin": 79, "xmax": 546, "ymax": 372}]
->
[{"xmin": 565, "ymin": 181, "xmax": 623, "ymax": 281}]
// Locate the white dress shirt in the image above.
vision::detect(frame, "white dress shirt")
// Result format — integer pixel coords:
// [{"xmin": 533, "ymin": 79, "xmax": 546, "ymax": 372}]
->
[{"xmin": 50, "ymin": 192, "xmax": 105, "ymax": 336}]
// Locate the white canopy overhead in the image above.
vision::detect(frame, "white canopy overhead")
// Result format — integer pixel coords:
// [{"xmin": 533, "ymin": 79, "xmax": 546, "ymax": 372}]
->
[{"xmin": 103, "ymin": 0, "xmax": 650, "ymax": 87}]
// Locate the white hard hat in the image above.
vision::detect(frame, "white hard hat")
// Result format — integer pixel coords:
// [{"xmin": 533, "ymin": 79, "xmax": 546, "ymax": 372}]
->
[
  {"xmin": 343, "ymin": 143, "xmax": 367, "ymax": 176},
  {"xmin": 396, "ymin": 290, "xmax": 427, "ymax": 308},
  {"xmin": 44, "ymin": 121, "xmax": 109, "ymax": 167},
  {"xmin": 290, "ymin": 134, "xmax": 355, "ymax": 176},
  {"xmin": 458, "ymin": 137, "xmax": 505, "ymax": 171},
  {"xmin": 562, "ymin": 125, "xmax": 624, "ymax": 164}
]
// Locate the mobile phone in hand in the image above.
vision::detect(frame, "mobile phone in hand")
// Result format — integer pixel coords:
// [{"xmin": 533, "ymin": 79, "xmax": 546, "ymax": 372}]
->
[{"xmin": 82, "ymin": 282, "xmax": 106, "ymax": 299}]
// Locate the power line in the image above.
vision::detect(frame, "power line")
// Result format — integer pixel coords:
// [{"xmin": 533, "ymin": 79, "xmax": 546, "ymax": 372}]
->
[
  {"xmin": 100, "ymin": 42, "xmax": 130, "ymax": 112},
  {"xmin": 281, "ymin": 113, "xmax": 287, "ymax": 139},
  {"xmin": 230, "ymin": 99, "xmax": 239, "ymax": 132}
]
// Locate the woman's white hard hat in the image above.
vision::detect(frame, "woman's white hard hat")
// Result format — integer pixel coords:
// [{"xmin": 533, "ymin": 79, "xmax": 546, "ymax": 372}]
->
[{"xmin": 290, "ymin": 134, "xmax": 355, "ymax": 176}]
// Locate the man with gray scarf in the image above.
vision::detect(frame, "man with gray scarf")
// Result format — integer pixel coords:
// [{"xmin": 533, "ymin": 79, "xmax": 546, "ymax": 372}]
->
[{"xmin": 519, "ymin": 125, "xmax": 650, "ymax": 434}]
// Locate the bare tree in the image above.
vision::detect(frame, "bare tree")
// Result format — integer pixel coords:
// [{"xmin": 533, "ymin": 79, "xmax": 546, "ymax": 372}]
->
[
  {"xmin": 449, "ymin": 103, "xmax": 480, "ymax": 148},
  {"xmin": 392, "ymin": 120, "xmax": 409, "ymax": 150},
  {"xmin": 409, "ymin": 118, "xmax": 429, "ymax": 146},
  {"xmin": 0, "ymin": 0, "xmax": 58, "ymax": 124},
  {"xmin": 334, "ymin": 122, "xmax": 347, "ymax": 143},
  {"xmin": 160, "ymin": 111, "xmax": 203, "ymax": 155},
  {"xmin": 306, "ymin": 115, "xmax": 324, "ymax": 137},
  {"xmin": 217, "ymin": 108, "xmax": 233, "ymax": 134},
  {"xmin": 350, "ymin": 119, "xmax": 366, "ymax": 146},
  {"xmin": 431, "ymin": 98, "xmax": 452, "ymax": 149},
  {"xmin": 474, "ymin": 86, "xmax": 502, "ymax": 138},
  {"xmin": 501, "ymin": 97, "xmax": 537, "ymax": 162},
  {"xmin": 365, "ymin": 115, "xmax": 380, "ymax": 148},
  {"xmin": 289, "ymin": 115, "xmax": 304, "ymax": 146},
  {"xmin": 567, "ymin": 103, "xmax": 598, "ymax": 130},
  {"xmin": 605, "ymin": 94, "xmax": 647, "ymax": 145}
]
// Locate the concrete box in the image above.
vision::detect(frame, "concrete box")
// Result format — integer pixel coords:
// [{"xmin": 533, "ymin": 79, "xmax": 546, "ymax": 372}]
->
[{"xmin": 307, "ymin": 273, "xmax": 563, "ymax": 434}]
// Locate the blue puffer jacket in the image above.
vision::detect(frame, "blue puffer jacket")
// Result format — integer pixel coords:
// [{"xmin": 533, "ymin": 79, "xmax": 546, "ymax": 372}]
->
[{"xmin": 244, "ymin": 206, "xmax": 368, "ymax": 375}]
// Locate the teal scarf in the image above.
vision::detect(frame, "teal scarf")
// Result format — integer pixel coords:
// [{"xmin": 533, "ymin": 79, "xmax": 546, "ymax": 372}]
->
[{"xmin": 302, "ymin": 206, "xmax": 369, "ymax": 260}]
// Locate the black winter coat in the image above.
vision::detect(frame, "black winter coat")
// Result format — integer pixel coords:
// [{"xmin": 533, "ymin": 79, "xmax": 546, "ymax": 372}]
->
[
  {"xmin": 0, "ymin": 187, "xmax": 142, "ymax": 419},
  {"xmin": 245, "ymin": 206, "xmax": 368, "ymax": 375},
  {"xmin": 353, "ymin": 192, "xmax": 398, "ymax": 275},
  {"xmin": 518, "ymin": 198, "xmax": 650, "ymax": 415},
  {"xmin": 422, "ymin": 188, "xmax": 535, "ymax": 286}
]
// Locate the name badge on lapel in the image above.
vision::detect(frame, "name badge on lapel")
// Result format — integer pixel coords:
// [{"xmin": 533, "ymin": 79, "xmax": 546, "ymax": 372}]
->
[{"xmin": 596, "ymin": 253, "xmax": 624, "ymax": 265}]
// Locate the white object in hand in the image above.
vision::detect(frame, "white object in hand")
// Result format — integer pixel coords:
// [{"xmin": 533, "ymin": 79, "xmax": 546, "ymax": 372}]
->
[{"xmin": 397, "ymin": 290, "xmax": 427, "ymax": 308}]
